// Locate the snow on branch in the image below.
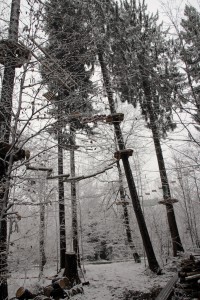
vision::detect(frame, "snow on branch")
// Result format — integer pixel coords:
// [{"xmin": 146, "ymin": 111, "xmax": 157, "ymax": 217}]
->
[{"xmin": 64, "ymin": 161, "xmax": 117, "ymax": 182}]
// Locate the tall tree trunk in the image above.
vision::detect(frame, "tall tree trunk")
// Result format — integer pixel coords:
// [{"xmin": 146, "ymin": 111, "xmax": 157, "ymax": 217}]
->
[
  {"xmin": 176, "ymin": 166, "xmax": 195, "ymax": 247},
  {"xmin": 69, "ymin": 125, "xmax": 80, "ymax": 267},
  {"xmin": 117, "ymin": 161, "xmax": 141, "ymax": 263},
  {"xmin": 97, "ymin": 47, "xmax": 161, "ymax": 274},
  {"xmin": 57, "ymin": 102, "xmax": 66, "ymax": 268},
  {"xmin": 138, "ymin": 56, "xmax": 184, "ymax": 256},
  {"xmin": 39, "ymin": 184, "xmax": 46, "ymax": 278},
  {"xmin": 0, "ymin": 1, "xmax": 21, "ymax": 298}
]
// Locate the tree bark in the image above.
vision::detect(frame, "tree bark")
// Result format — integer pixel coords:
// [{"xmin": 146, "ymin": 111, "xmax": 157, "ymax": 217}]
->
[
  {"xmin": 69, "ymin": 125, "xmax": 80, "ymax": 267},
  {"xmin": 57, "ymin": 102, "xmax": 66, "ymax": 268},
  {"xmin": 0, "ymin": 1, "xmax": 21, "ymax": 298},
  {"xmin": 97, "ymin": 47, "xmax": 161, "ymax": 274},
  {"xmin": 63, "ymin": 252, "xmax": 81, "ymax": 286},
  {"xmin": 117, "ymin": 161, "xmax": 141, "ymax": 263},
  {"xmin": 39, "ymin": 189, "xmax": 46, "ymax": 278},
  {"xmin": 138, "ymin": 56, "xmax": 184, "ymax": 256}
]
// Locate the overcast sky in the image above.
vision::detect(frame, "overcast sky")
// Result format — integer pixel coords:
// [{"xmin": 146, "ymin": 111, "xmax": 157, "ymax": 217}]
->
[{"xmin": 146, "ymin": 0, "xmax": 200, "ymax": 17}]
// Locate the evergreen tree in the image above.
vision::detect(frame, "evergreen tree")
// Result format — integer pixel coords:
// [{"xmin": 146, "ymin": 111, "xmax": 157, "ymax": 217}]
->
[
  {"xmin": 86, "ymin": 0, "xmax": 161, "ymax": 273},
  {"xmin": 41, "ymin": 0, "xmax": 95, "ymax": 268},
  {"xmin": 180, "ymin": 5, "xmax": 200, "ymax": 127},
  {"xmin": 106, "ymin": 0, "xmax": 184, "ymax": 256}
]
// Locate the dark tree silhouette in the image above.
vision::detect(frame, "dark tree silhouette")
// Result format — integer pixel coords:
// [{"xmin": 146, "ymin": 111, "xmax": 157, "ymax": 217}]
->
[{"xmin": 41, "ymin": 0, "xmax": 95, "ymax": 268}]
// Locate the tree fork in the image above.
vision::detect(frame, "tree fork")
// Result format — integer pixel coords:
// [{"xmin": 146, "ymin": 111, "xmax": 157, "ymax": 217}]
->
[{"xmin": 97, "ymin": 47, "xmax": 161, "ymax": 274}]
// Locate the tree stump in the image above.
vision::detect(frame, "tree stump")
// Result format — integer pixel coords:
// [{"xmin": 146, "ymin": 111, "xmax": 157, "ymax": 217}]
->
[{"xmin": 63, "ymin": 252, "xmax": 81, "ymax": 286}]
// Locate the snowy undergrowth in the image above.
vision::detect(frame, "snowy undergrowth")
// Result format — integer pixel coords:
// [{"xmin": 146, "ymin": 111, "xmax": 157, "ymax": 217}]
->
[{"xmin": 8, "ymin": 260, "xmax": 176, "ymax": 300}]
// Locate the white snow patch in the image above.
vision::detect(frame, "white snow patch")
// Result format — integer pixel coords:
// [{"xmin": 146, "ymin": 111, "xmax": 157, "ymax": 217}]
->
[{"xmin": 9, "ymin": 260, "xmax": 176, "ymax": 300}]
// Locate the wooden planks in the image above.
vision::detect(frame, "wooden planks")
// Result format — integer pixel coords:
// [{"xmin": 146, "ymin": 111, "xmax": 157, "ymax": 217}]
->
[{"xmin": 155, "ymin": 274, "xmax": 178, "ymax": 300}]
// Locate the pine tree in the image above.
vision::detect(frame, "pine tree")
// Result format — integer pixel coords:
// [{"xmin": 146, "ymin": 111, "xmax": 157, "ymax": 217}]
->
[
  {"xmin": 86, "ymin": 0, "xmax": 161, "ymax": 273},
  {"xmin": 106, "ymin": 0, "xmax": 184, "ymax": 256},
  {"xmin": 180, "ymin": 5, "xmax": 200, "ymax": 127},
  {"xmin": 41, "ymin": 0, "xmax": 95, "ymax": 268}
]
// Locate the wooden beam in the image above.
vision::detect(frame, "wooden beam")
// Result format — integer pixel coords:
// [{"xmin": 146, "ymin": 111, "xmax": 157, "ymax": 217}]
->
[
  {"xmin": 114, "ymin": 149, "xmax": 133, "ymax": 160},
  {"xmin": 115, "ymin": 201, "xmax": 129, "ymax": 205},
  {"xmin": 26, "ymin": 164, "xmax": 53, "ymax": 178},
  {"xmin": 155, "ymin": 274, "xmax": 178, "ymax": 300},
  {"xmin": 106, "ymin": 113, "xmax": 124, "ymax": 124},
  {"xmin": 26, "ymin": 164, "xmax": 71, "ymax": 180},
  {"xmin": 158, "ymin": 198, "xmax": 179, "ymax": 205},
  {"xmin": 26, "ymin": 165, "xmax": 53, "ymax": 172}
]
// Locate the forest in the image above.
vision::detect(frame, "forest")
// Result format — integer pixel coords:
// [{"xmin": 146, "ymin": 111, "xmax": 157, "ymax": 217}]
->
[{"xmin": 0, "ymin": 0, "xmax": 200, "ymax": 299}]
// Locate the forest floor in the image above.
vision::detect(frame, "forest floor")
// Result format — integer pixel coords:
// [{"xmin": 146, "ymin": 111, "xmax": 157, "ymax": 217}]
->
[{"xmin": 8, "ymin": 259, "xmax": 177, "ymax": 300}]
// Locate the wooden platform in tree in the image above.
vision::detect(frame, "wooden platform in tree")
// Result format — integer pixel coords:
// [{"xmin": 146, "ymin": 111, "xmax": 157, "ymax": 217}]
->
[
  {"xmin": 0, "ymin": 39, "xmax": 30, "ymax": 67},
  {"xmin": 114, "ymin": 149, "xmax": 133, "ymax": 160},
  {"xmin": 158, "ymin": 198, "xmax": 179, "ymax": 205},
  {"xmin": 0, "ymin": 141, "xmax": 29, "ymax": 162},
  {"xmin": 43, "ymin": 91, "xmax": 56, "ymax": 101},
  {"xmin": 155, "ymin": 274, "xmax": 178, "ymax": 300},
  {"xmin": 106, "ymin": 113, "xmax": 124, "ymax": 124},
  {"xmin": 115, "ymin": 201, "xmax": 130, "ymax": 205},
  {"xmin": 81, "ymin": 114, "xmax": 106, "ymax": 124}
]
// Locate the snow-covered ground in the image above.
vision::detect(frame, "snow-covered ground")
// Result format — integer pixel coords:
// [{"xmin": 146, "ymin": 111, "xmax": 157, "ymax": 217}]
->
[{"xmin": 9, "ymin": 260, "xmax": 176, "ymax": 300}]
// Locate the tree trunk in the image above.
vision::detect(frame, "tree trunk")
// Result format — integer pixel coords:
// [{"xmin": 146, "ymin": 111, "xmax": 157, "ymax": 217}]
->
[
  {"xmin": 57, "ymin": 110, "xmax": 66, "ymax": 268},
  {"xmin": 97, "ymin": 47, "xmax": 161, "ymax": 274},
  {"xmin": 69, "ymin": 125, "xmax": 80, "ymax": 267},
  {"xmin": 63, "ymin": 252, "xmax": 81, "ymax": 286},
  {"xmin": 0, "ymin": 1, "xmax": 21, "ymax": 298},
  {"xmin": 138, "ymin": 56, "xmax": 184, "ymax": 256},
  {"xmin": 39, "ymin": 189, "xmax": 46, "ymax": 278},
  {"xmin": 117, "ymin": 161, "xmax": 141, "ymax": 263}
]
